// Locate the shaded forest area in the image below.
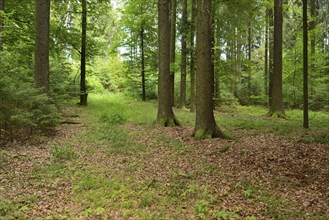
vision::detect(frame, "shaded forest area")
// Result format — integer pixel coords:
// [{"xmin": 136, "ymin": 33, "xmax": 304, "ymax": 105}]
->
[{"xmin": 0, "ymin": 0, "xmax": 328, "ymax": 219}]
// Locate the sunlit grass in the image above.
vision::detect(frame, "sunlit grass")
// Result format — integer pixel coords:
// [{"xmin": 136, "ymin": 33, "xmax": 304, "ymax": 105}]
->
[{"xmin": 86, "ymin": 93, "xmax": 328, "ymax": 137}]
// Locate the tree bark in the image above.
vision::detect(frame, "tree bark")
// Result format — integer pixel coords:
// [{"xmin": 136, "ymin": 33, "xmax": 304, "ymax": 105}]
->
[
  {"xmin": 303, "ymin": 0, "xmax": 309, "ymax": 128},
  {"xmin": 170, "ymin": 0, "xmax": 176, "ymax": 106},
  {"xmin": 157, "ymin": 0, "xmax": 179, "ymax": 126},
  {"xmin": 268, "ymin": 8, "xmax": 274, "ymax": 107},
  {"xmin": 189, "ymin": 0, "xmax": 196, "ymax": 112},
  {"xmin": 264, "ymin": 8, "xmax": 269, "ymax": 98},
  {"xmin": 179, "ymin": 0, "xmax": 187, "ymax": 108},
  {"xmin": 35, "ymin": 0, "xmax": 50, "ymax": 94},
  {"xmin": 141, "ymin": 25, "xmax": 146, "ymax": 101},
  {"xmin": 268, "ymin": 0, "xmax": 285, "ymax": 117},
  {"xmin": 0, "ymin": 0, "xmax": 4, "ymax": 51},
  {"xmin": 193, "ymin": 0, "xmax": 225, "ymax": 139},
  {"xmin": 79, "ymin": 0, "xmax": 87, "ymax": 106}
]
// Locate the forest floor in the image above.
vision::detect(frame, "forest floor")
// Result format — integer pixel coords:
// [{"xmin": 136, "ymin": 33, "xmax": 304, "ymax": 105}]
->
[{"xmin": 1, "ymin": 94, "xmax": 329, "ymax": 220}]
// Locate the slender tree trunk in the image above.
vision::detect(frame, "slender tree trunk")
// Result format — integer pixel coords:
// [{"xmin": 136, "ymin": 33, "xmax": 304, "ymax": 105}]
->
[
  {"xmin": 268, "ymin": 0, "xmax": 284, "ymax": 117},
  {"xmin": 79, "ymin": 0, "xmax": 87, "ymax": 106},
  {"xmin": 179, "ymin": 0, "xmax": 187, "ymax": 108},
  {"xmin": 248, "ymin": 23, "xmax": 252, "ymax": 98},
  {"xmin": 170, "ymin": 0, "xmax": 176, "ymax": 106},
  {"xmin": 141, "ymin": 25, "xmax": 146, "ymax": 101},
  {"xmin": 303, "ymin": 0, "xmax": 309, "ymax": 128},
  {"xmin": 193, "ymin": 0, "xmax": 225, "ymax": 139},
  {"xmin": 157, "ymin": 0, "xmax": 180, "ymax": 126},
  {"xmin": 189, "ymin": 0, "xmax": 196, "ymax": 112},
  {"xmin": 268, "ymin": 8, "xmax": 274, "ymax": 107},
  {"xmin": 35, "ymin": 0, "xmax": 50, "ymax": 94},
  {"xmin": 0, "ymin": 0, "xmax": 4, "ymax": 51},
  {"xmin": 264, "ymin": 8, "xmax": 269, "ymax": 98}
]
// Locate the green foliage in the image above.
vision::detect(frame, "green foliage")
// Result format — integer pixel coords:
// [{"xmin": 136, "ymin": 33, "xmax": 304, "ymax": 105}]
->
[
  {"xmin": 0, "ymin": 51, "xmax": 61, "ymax": 141},
  {"xmin": 100, "ymin": 112, "xmax": 126, "ymax": 126},
  {"xmin": 51, "ymin": 145, "xmax": 77, "ymax": 163}
]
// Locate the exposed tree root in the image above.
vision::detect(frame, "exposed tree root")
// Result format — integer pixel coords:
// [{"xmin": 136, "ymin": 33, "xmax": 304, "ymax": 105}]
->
[
  {"xmin": 155, "ymin": 117, "xmax": 181, "ymax": 127},
  {"xmin": 193, "ymin": 127, "xmax": 233, "ymax": 140},
  {"xmin": 266, "ymin": 110, "xmax": 287, "ymax": 119}
]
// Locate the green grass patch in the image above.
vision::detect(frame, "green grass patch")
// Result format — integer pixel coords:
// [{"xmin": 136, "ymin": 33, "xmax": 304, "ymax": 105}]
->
[
  {"xmin": 31, "ymin": 163, "xmax": 67, "ymax": 180},
  {"xmin": 51, "ymin": 144, "xmax": 77, "ymax": 163},
  {"xmin": 156, "ymin": 135, "xmax": 189, "ymax": 154},
  {"xmin": 0, "ymin": 195, "xmax": 38, "ymax": 220}
]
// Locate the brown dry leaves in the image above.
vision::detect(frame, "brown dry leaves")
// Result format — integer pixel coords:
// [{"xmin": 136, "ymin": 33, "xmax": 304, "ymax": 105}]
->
[{"xmin": 0, "ymin": 113, "xmax": 328, "ymax": 219}]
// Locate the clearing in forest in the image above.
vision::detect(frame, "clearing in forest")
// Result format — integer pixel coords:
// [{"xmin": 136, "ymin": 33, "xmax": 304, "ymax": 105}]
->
[{"xmin": 0, "ymin": 94, "xmax": 328, "ymax": 219}]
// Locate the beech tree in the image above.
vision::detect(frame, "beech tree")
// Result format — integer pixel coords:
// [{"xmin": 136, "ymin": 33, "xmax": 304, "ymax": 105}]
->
[
  {"xmin": 170, "ymin": 0, "xmax": 177, "ymax": 106},
  {"xmin": 303, "ymin": 0, "xmax": 309, "ymax": 128},
  {"xmin": 189, "ymin": 0, "xmax": 196, "ymax": 112},
  {"xmin": 35, "ymin": 0, "xmax": 50, "ymax": 93},
  {"xmin": 268, "ymin": 0, "xmax": 284, "ymax": 117},
  {"xmin": 193, "ymin": 0, "xmax": 225, "ymax": 139},
  {"xmin": 156, "ymin": 0, "xmax": 179, "ymax": 126},
  {"xmin": 179, "ymin": 0, "xmax": 187, "ymax": 108},
  {"xmin": 79, "ymin": 0, "xmax": 87, "ymax": 106}
]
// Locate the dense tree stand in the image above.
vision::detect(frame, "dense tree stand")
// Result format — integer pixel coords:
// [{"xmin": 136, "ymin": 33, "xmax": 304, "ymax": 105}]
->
[
  {"xmin": 193, "ymin": 0, "xmax": 225, "ymax": 139},
  {"xmin": 156, "ymin": 0, "xmax": 180, "ymax": 127}
]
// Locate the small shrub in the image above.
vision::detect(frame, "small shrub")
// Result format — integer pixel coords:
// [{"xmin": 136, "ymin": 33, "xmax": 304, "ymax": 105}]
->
[
  {"xmin": 100, "ymin": 112, "xmax": 126, "ymax": 126},
  {"xmin": 51, "ymin": 145, "xmax": 76, "ymax": 162}
]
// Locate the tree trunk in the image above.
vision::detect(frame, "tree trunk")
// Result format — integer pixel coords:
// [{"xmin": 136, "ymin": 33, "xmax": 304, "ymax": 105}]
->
[
  {"xmin": 268, "ymin": 8, "xmax": 274, "ymax": 107},
  {"xmin": 141, "ymin": 25, "xmax": 146, "ymax": 101},
  {"xmin": 179, "ymin": 0, "xmax": 187, "ymax": 108},
  {"xmin": 0, "ymin": 0, "xmax": 4, "ymax": 51},
  {"xmin": 35, "ymin": 0, "xmax": 50, "ymax": 94},
  {"xmin": 157, "ymin": 0, "xmax": 180, "ymax": 126},
  {"xmin": 214, "ymin": 15, "xmax": 221, "ymax": 102},
  {"xmin": 268, "ymin": 0, "xmax": 285, "ymax": 117},
  {"xmin": 193, "ymin": 0, "xmax": 225, "ymax": 139},
  {"xmin": 170, "ymin": 0, "xmax": 176, "ymax": 106},
  {"xmin": 248, "ymin": 23, "xmax": 252, "ymax": 98},
  {"xmin": 264, "ymin": 8, "xmax": 269, "ymax": 98},
  {"xmin": 79, "ymin": 0, "xmax": 87, "ymax": 106},
  {"xmin": 189, "ymin": 0, "xmax": 196, "ymax": 112},
  {"xmin": 303, "ymin": 0, "xmax": 309, "ymax": 128}
]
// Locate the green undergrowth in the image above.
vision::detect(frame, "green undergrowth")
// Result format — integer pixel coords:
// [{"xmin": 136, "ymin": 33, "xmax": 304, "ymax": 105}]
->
[{"xmin": 86, "ymin": 94, "xmax": 329, "ymax": 138}]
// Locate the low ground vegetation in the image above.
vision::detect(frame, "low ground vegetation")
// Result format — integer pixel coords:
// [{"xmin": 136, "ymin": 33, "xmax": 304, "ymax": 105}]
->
[{"xmin": 0, "ymin": 94, "xmax": 328, "ymax": 219}]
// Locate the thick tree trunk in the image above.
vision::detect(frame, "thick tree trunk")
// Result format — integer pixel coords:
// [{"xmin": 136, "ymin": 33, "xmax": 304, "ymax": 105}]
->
[
  {"xmin": 35, "ymin": 0, "xmax": 50, "ymax": 94},
  {"xmin": 179, "ymin": 0, "xmax": 187, "ymax": 108},
  {"xmin": 303, "ymin": 0, "xmax": 309, "ymax": 128},
  {"xmin": 170, "ymin": 0, "xmax": 176, "ymax": 106},
  {"xmin": 214, "ymin": 15, "xmax": 221, "ymax": 102},
  {"xmin": 79, "ymin": 0, "xmax": 87, "ymax": 106},
  {"xmin": 0, "ymin": 0, "xmax": 4, "ymax": 51},
  {"xmin": 193, "ymin": 0, "xmax": 225, "ymax": 139},
  {"xmin": 141, "ymin": 25, "xmax": 146, "ymax": 101},
  {"xmin": 157, "ymin": 0, "xmax": 179, "ymax": 126},
  {"xmin": 189, "ymin": 0, "xmax": 196, "ymax": 112},
  {"xmin": 268, "ymin": 0, "xmax": 285, "ymax": 117}
]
